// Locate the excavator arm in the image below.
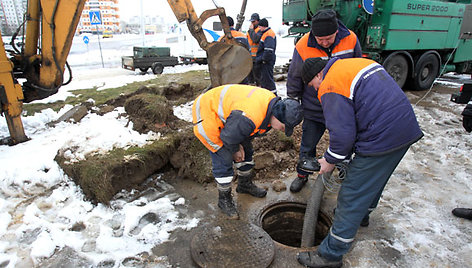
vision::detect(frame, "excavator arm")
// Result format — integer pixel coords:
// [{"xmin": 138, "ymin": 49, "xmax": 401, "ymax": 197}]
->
[
  {"xmin": 0, "ymin": 0, "xmax": 86, "ymax": 144},
  {"xmin": 167, "ymin": 0, "xmax": 252, "ymax": 87}
]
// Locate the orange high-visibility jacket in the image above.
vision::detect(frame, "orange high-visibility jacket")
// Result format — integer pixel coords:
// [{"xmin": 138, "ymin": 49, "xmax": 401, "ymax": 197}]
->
[
  {"xmin": 247, "ymin": 27, "xmax": 261, "ymax": 58},
  {"xmin": 296, "ymin": 30, "xmax": 359, "ymax": 61},
  {"xmin": 192, "ymin": 84, "xmax": 277, "ymax": 152},
  {"xmin": 218, "ymin": 28, "xmax": 250, "ymax": 49}
]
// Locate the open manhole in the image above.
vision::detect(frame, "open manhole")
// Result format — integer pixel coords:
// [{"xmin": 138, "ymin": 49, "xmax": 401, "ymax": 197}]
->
[{"xmin": 258, "ymin": 201, "xmax": 332, "ymax": 248}]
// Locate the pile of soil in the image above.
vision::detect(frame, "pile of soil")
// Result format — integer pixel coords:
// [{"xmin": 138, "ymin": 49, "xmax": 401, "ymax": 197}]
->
[{"xmin": 55, "ymin": 74, "xmax": 329, "ymax": 204}]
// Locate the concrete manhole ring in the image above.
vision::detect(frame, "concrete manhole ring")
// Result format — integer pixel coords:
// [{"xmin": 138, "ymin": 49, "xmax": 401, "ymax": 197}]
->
[{"xmin": 190, "ymin": 220, "xmax": 275, "ymax": 268}]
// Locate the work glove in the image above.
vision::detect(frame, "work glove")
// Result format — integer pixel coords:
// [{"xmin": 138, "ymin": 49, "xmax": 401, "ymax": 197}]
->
[{"xmin": 461, "ymin": 103, "xmax": 472, "ymax": 132}]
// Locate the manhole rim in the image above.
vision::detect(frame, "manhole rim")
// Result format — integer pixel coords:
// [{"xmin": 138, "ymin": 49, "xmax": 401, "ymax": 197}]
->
[{"xmin": 256, "ymin": 200, "xmax": 333, "ymax": 249}]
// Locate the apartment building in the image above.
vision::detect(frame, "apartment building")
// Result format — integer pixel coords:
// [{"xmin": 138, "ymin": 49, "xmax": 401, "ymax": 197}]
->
[
  {"xmin": 0, "ymin": 0, "xmax": 27, "ymax": 35},
  {"xmin": 78, "ymin": 0, "xmax": 120, "ymax": 34}
]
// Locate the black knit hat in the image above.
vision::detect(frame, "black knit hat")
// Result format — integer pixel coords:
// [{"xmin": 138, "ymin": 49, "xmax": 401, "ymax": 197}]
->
[
  {"xmin": 311, "ymin": 9, "xmax": 338, "ymax": 37},
  {"xmin": 272, "ymin": 98, "xmax": 303, "ymax": 137},
  {"xmin": 302, "ymin": 57, "xmax": 328, "ymax": 84},
  {"xmin": 259, "ymin": 18, "xmax": 269, "ymax": 27},
  {"xmin": 227, "ymin": 16, "xmax": 234, "ymax": 27}
]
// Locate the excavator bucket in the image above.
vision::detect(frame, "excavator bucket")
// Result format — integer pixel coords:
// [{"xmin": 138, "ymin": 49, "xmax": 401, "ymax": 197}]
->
[
  {"xmin": 207, "ymin": 42, "xmax": 252, "ymax": 87},
  {"xmin": 167, "ymin": 0, "xmax": 252, "ymax": 88}
]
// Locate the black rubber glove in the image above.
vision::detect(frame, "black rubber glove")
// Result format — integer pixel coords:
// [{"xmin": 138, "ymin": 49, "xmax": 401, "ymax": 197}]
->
[{"xmin": 461, "ymin": 104, "xmax": 472, "ymax": 132}]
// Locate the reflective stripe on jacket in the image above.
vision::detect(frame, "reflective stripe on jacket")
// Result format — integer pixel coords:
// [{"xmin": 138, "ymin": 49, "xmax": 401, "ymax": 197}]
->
[
  {"xmin": 286, "ymin": 21, "xmax": 362, "ymax": 123},
  {"xmin": 318, "ymin": 58, "xmax": 423, "ymax": 163},
  {"xmin": 192, "ymin": 84, "xmax": 277, "ymax": 153},
  {"xmin": 247, "ymin": 27, "xmax": 261, "ymax": 58},
  {"xmin": 256, "ymin": 28, "xmax": 276, "ymax": 64}
]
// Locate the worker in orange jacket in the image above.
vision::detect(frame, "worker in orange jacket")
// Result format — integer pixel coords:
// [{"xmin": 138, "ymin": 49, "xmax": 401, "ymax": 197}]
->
[
  {"xmin": 256, "ymin": 18, "xmax": 277, "ymax": 94},
  {"xmin": 287, "ymin": 9, "xmax": 362, "ymax": 193},
  {"xmin": 247, "ymin": 13, "xmax": 262, "ymax": 85},
  {"xmin": 193, "ymin": 84, "xmax": 302, "ymax": 218}
]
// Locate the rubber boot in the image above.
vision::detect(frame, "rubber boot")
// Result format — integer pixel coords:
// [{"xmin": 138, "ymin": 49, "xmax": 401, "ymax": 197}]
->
[
  {"xmin": 298, "ymin": 157, "xmax": 320, "ymax": 173},
  {"xmin": 297, "ymin": 250, "xmax": 343, "ymax": 268},
  {"xmin": 452, "ymin": 208, "xmax": 472, "ymax": 220},
  {"xmin": 236, "ymin": 175, "xmax": 267, "ymax": 198},
  {"xmin": 218, "ymin": 187, "xmax": 239, "ymax": 219},
  {"xmin": 290, "ymin": 174, "xmax": 309, "ymax": 193}
]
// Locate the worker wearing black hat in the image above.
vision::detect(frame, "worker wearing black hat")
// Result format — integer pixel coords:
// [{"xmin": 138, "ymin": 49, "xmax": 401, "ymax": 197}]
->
[
  {"xmin": 256, "ymin": 18, "xmax": 277, "ymax": 94},
  {"xmin": 286, "ymin": 9, "xmax": 362, "ymax": 193},
  {"xmin": 247, "ymin": 13, "xmax": 262, "ymax": 85}
]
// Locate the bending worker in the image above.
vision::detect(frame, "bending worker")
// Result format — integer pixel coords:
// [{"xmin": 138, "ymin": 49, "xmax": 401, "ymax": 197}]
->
[
  {"xmin": 296, "ymin": 57, "xmax": 423, "ymax": 268},
  {"xmin": 192, "ymin": 84, "xmax": 302, "ymax": 218},
  {"xmin": 287, "ymin": 9, "xmax": 362, "ymax": 193}
]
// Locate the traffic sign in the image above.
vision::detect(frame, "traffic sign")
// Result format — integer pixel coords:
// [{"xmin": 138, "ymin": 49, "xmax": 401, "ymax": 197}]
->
[
  {"xmin": 83, "ymin": 36, "xmax": 89, "ymax": 44},
  {"xmin": 362, "ymin": 0, "xmax": 374, "ymax": 15},
  {"xmin": 89, "ymin": 11, "xmax": 102, "ymax": 25}
]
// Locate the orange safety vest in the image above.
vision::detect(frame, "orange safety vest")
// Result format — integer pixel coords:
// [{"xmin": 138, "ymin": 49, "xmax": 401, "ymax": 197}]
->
[
  {"xmin": 318, "ymin": 58, "xmax": 380, "ymax": 102},
  {"xmin": 247, "ymin": 27, "xmax": 261, "ymax": 58},
  {"xmin": 192, "ymin": 84, "xmax": 276, "ymax": 152},
  {"xmin": 218, "ymin": 29, "xmax": 247, "ymax": 41},
  {"xmin": 296, "ymin": 30, "xmax": 358, "ymax": 61}
]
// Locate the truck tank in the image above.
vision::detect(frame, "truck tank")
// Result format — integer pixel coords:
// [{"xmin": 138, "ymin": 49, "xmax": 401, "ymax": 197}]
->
[{"xmin": 282, "ymin": 0, "xmax": 472, "ymax": 90}]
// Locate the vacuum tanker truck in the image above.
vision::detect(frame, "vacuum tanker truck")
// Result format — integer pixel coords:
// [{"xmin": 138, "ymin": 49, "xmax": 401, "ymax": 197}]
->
[{"xmin": 282, "ymin": 0, "xmax": 472, "ymax": 90}]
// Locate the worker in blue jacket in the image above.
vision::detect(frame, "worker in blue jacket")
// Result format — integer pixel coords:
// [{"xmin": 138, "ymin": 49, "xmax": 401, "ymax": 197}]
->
[
  {"xmin": 296, "ymin": 57, "xmax": 423, "ymax": 268},
  {"xmin": 256, "ymin": 18, "xmax": 277, "ymax": 94}
]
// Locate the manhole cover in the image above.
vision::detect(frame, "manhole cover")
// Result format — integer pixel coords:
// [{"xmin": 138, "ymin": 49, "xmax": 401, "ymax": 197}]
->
[{"xmin": 190, "ymin": 220, "xmax": 275, "ymax": 268}]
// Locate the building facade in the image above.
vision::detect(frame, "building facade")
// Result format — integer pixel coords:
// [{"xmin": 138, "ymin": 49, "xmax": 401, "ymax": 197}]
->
[
  {"xmin": 0, "ymin": 0, "xmax": 27, "ymax": 36},
  {"xmin": 78, "ymin": 0, "xmax": 120, "ymax": 34}
]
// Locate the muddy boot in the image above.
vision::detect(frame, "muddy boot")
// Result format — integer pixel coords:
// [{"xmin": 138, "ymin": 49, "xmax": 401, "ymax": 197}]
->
[
  {"xmin": 236, "ymin": 175, "xmax": 267, "ymax": 198},
  {"xmin": 360, "ymin": 214, "xmax": 370, "ymax": 227},
  {"xmin": 217, "ymin": 186, "xmax": 239, "ymax": 219},
  {"xmin": 290, "ymin": 174, "xmax": 308, "ymax": 193},
  {"xmin": 452, "ymin": 208, "xmax": 472, "ymax": 220}
]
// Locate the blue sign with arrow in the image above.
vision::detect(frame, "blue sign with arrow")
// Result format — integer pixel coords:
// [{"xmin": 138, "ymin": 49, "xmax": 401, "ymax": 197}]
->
[
  {"xmin": 362, "ymin": 0, "xmax": 374, "ymax": 15},
  {"xmin": 83, "ymin": 36, "xmax": 89, "ymax": 44},
  {"xmin": 89, "ymin": 11, "xmax": 102, "ymax": 25}
]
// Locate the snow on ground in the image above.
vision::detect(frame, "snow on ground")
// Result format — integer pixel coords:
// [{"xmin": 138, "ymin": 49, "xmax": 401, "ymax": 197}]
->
[{"xmin": 1, "ymin": 32, "xmax": 471, "ymax": 267}]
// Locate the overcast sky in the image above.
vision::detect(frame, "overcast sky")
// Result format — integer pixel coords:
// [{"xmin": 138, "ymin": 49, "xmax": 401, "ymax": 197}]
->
[{"xmin": 118, "ymin": 0, "xmax": 283, "ymax": 31}]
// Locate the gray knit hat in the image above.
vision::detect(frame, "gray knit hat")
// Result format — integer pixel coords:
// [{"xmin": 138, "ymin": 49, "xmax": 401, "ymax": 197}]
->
[{"xmin": 302, "ymin": 57, "xmax": 328, "ymax": 84}]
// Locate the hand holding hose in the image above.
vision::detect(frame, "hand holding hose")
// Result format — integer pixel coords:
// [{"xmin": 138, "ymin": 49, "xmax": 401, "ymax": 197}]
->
[{"xmin": 318, "ymin": 158, "xmax": 335, "ymax": 174}]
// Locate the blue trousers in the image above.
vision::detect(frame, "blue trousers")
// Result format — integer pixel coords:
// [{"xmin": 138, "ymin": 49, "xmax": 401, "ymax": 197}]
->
[
  {"xmin": 318, "ymin": 146, "xmax": 410, "ymax": 261},
  {"xmin": 260, "ymin": 63, "xmax": 276, "ymax": 93},
  {"xmin": 210, "ymin": 139, "xmax": 254, "ymax": 178},
  {"xmin": 298, "ymin": 118, "xmax": 326, "ymax": 176}
]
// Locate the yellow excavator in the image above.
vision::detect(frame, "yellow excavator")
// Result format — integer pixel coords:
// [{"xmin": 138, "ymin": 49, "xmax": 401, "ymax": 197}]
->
[{"xmin": 0, "ymin": 0, "xmax": 252, "ymax": 145}]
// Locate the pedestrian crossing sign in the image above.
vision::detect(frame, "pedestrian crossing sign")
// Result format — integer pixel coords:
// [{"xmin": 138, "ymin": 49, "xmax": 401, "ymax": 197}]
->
[{"xmin": 89, "ymin": 11, "xmax": 102, "ymax": 25}]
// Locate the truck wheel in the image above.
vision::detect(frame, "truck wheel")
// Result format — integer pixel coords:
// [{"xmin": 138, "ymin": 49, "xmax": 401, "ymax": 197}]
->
[
  {"xmin": 152, "ymin": 63, "xmax": 164, "ymax": 74},
  {"xmin": 413, "ymin": 53, "xmax": 440, "ymax": 91},
  {"xmin": 383, "ymin": 54, "xmax": 408, "ymax": 89},
  {"xmin": 139, "ymin": 67, "xmax": 149, "ymax": 73}
]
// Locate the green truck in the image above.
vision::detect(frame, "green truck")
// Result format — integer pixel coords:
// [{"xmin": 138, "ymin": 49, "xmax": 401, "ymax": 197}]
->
[
  {"xmin": 283, "ymin": 0, "xmax": 472, "ymax": 90},
  {"xmin": 122, "ymin": 46, "xmax": 179, "ymax": 74}
]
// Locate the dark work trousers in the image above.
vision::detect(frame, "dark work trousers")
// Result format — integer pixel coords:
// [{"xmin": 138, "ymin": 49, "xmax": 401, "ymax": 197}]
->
[
  {"xmin": 247, "ymin": 60, "xmax": 261, "ymax": 86},
  {"xmin": 318, "ymin": 146, "xmax": 410, "ymax": 261},
  {"xmin": 209, "ymin": 139, "xmax": 254, "ymax": 179},
  {"xmin": 260, "ymin": 62, "xmax": 276, "ymax": 94},
  {"xmin": 297, "ymin": 118, "xmax": 326, "ymax": 176}
]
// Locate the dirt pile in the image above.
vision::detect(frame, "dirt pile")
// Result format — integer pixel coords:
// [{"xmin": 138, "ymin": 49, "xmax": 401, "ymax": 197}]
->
[{"xmin": 55, "ymin": 73, "xmax": 328, "ymax": 204}]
